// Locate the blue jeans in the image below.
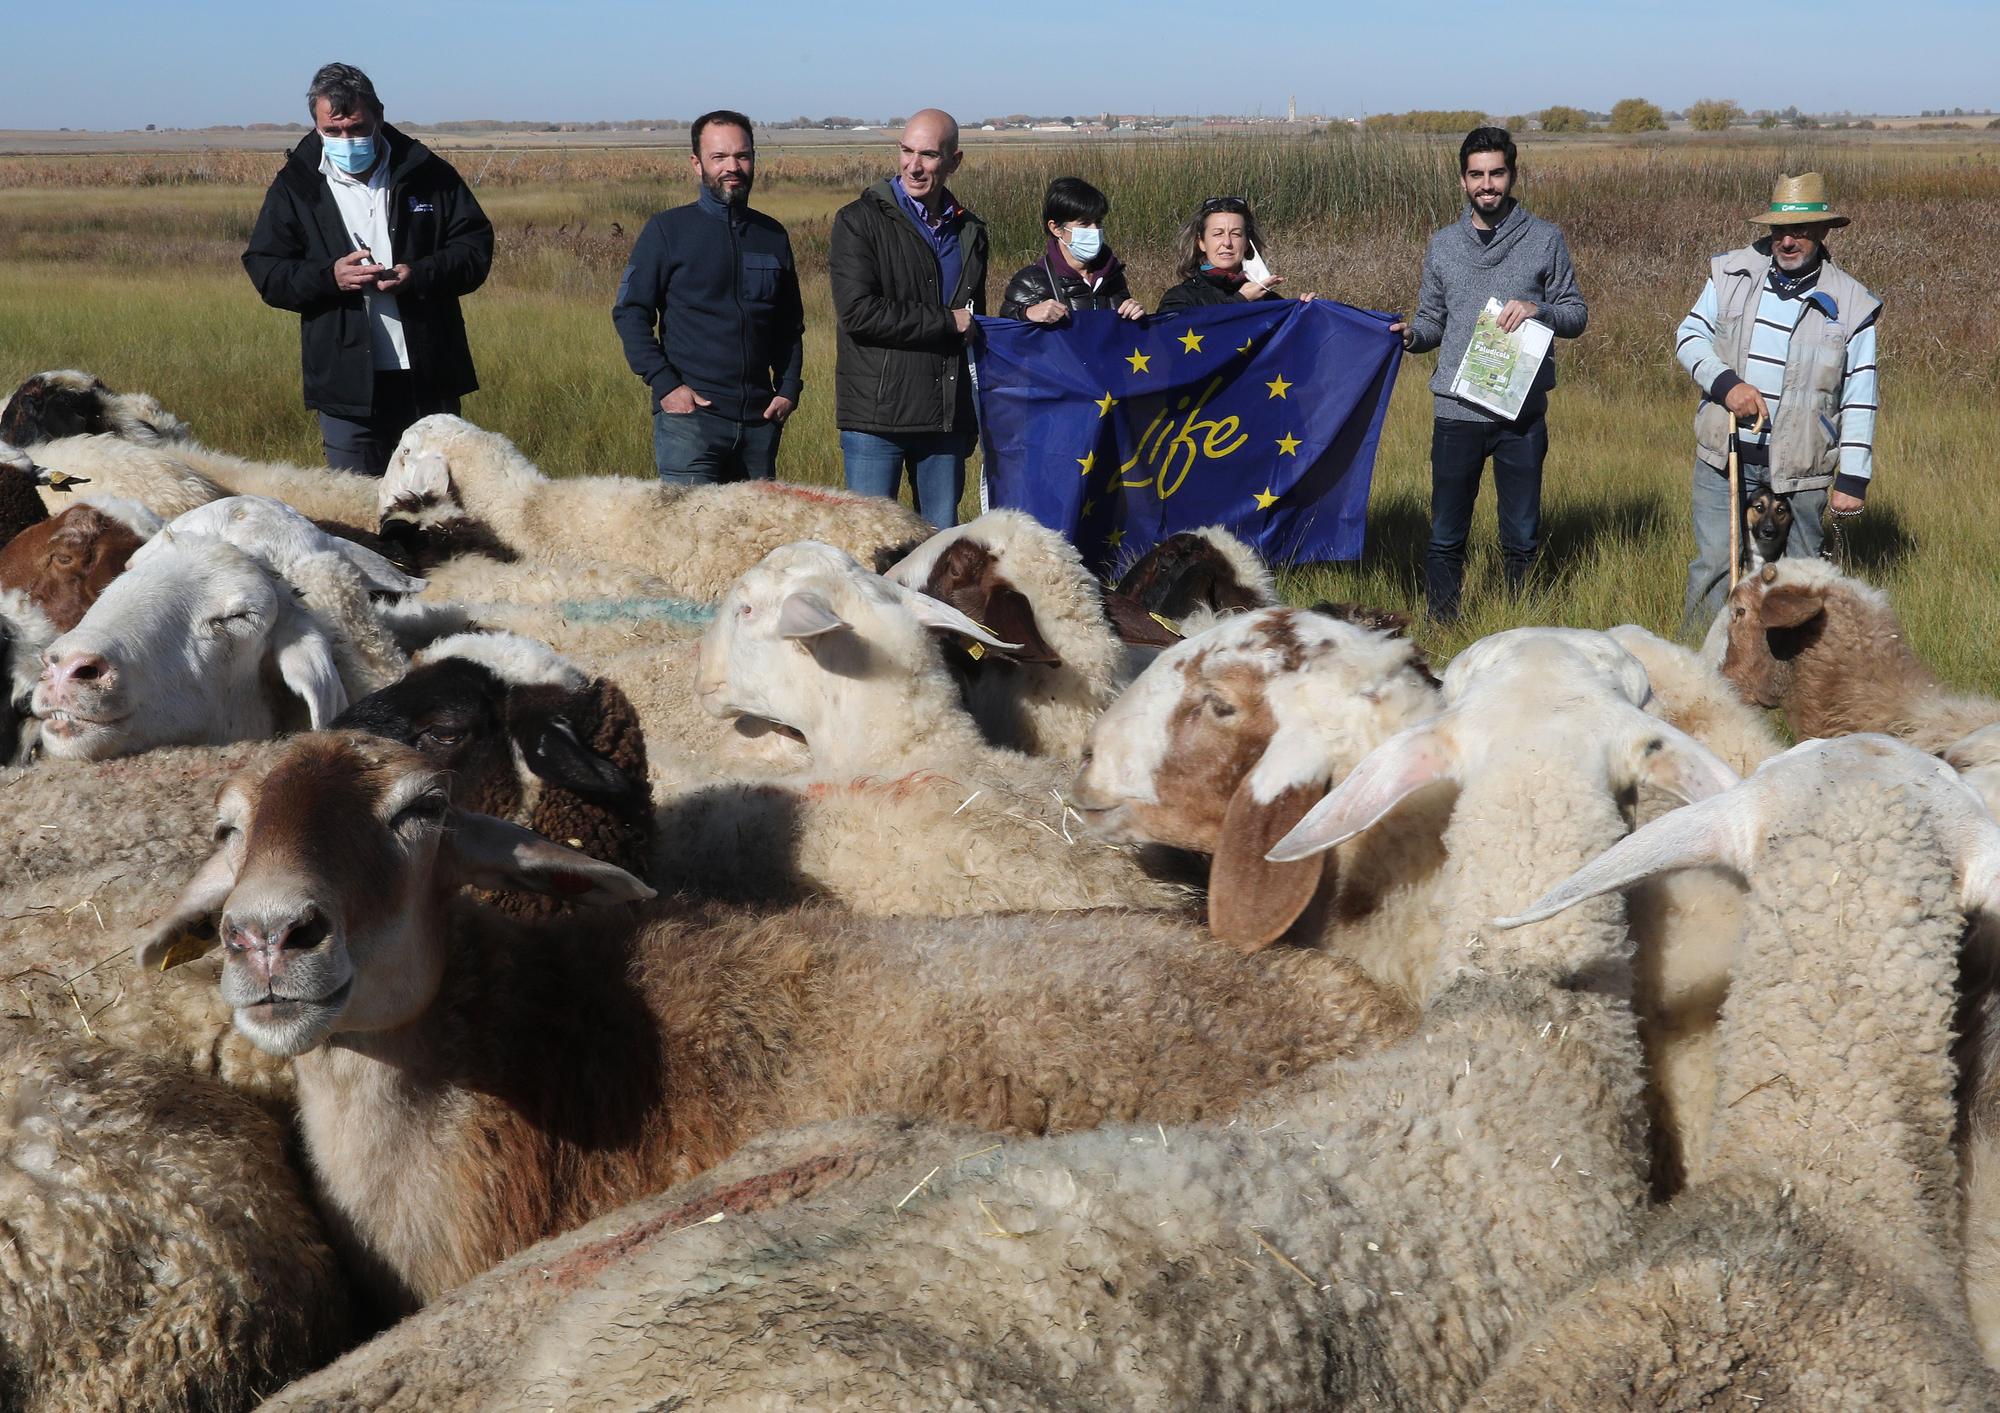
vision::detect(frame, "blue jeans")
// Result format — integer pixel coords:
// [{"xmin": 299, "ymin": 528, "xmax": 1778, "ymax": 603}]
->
[
  {"xmin": 653, "ymin": 408, "xmax": 782, "ymax": 487},
  {"xmin": 1426, "ymin": 411, "xmax": 1549, "ymax": 620},
  {"xmin": 318, "ymin": 371, "xmax": 459, "ymax": 476},
  {"xmin": 840, "ymin": 429, "xmax": 973, "ymax": 529},
  {"xmin": 1681, "ymin": 460, "xmax": 1827, "ymax": 637}
]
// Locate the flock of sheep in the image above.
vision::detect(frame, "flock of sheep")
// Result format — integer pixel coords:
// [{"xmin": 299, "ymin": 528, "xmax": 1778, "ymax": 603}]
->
[{"xmin": 1, "ymin": 366, "xmax": 1998, "ymax": 1409}]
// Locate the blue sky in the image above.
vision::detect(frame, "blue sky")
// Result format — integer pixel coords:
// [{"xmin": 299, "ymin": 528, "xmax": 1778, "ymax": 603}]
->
[{"xmin": 7, "ymin": 0, "xmax": 1994, "ymax": 130}]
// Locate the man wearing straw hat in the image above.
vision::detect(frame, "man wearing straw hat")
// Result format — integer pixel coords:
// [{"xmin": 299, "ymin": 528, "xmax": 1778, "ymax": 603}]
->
[{"xmin": 1676, "ymin": 172, "xmax": 1880, "ymax": 635}]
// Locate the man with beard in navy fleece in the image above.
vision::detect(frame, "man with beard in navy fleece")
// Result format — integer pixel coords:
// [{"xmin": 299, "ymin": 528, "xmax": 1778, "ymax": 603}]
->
[{"xmin": 614, "ymin": 110, "xmax": 805, "ymax": 485}]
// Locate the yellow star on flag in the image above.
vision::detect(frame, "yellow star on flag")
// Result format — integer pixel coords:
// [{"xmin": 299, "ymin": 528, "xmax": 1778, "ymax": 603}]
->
[
  {"xmin": 1081, "ymin": 499, "xmax": 1096, "ymax": 516},
  {"xmin": 1253, "ymin": 487, "xmax": 1279, "ymax": 510},
  {"xmin": 1125, "ymin": 349, "xmax": 1151, "ymax": 374},
  {"xmin": 1177, "ymin": 328, "xmax": 1204, "ymax": 353},
  {"xmin": 1275, "ymin": 433, "xmax": 1301, "ymax": 456},
  {"xmin": 1106, "ymin": 528, "xmax": 1125, "ymax": 549},
  {"xmin": 1095, "ymin": 391, "xmax": 1117, "ymax": 417},
  {"xmin": 1266, "ymin": 374, "xmax": 1292, "ymax": 399},
  {"xmin": 1077, "ymin": 450, "xmax": 1096, "ymax": 477}
]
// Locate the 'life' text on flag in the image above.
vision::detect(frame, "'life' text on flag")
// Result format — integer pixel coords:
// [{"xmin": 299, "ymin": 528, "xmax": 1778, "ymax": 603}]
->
[{"xmin": 974, "ymin": 299, "xmax": 1401, "ymax": 575}]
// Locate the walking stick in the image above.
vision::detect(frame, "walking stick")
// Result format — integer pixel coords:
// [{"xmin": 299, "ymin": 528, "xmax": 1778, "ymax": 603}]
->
[
  {"xmin": 1726, "ymin": 423, "xmax": 1743, "ymax": 589},
  {"xmin": 1724, "ymin": 411, "xmax": 1769, "ymax": 589}
]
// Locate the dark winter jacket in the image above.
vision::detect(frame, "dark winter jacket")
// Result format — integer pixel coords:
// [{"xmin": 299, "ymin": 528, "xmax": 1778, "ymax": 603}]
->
[
  {"xmin": 828, "ymin": 178, "xmax": 989, "ymax": 435},
  {"xmin": 242, "ymin": 124, "xmax": 493, "ymax": 418},
  {"xmin": 999, "ymin": 257, "xmax": 1134, "ymax": 320},
  {"xmin": 1155, "ymin": 270, "xmax": 1277, "ymax": 314},
  {"xmin": 611, "ymin": 186, "xmax": 805, "ymax": 422}
]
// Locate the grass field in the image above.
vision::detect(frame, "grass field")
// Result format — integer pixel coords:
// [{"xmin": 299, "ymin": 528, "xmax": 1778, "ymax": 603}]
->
[{"xmin": 4, "ymin": 131, "xmax": 1996, "ymax": 690}]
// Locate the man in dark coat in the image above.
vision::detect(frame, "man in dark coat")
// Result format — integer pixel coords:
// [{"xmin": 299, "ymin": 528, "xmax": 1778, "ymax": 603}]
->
[
  {"xmin": 827, "ymin": 108, "xmax": 988, "ymax": 528},
  {"xmin": 242, "ymin": 62, "xmax": 494, "ymax": 475}
]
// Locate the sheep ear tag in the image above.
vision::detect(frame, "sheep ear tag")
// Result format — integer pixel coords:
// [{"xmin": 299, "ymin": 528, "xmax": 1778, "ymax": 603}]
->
[
  {"xmin": 33, "ymin": 467, "xmax": 87, "ymax": 491},
  {"xmin": 137, "ymin": 845, "xmax": 239, "ymax": 972}
]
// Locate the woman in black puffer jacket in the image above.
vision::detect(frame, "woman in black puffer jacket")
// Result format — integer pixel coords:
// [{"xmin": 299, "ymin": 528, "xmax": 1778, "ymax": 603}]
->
[
  {"xmin": 1156, "ymin": 196, "xmax": 1316, "ymax": 312},
  {"xmin": 999, "ymin": 178, "xmax": 1147, "ymax": 323}
]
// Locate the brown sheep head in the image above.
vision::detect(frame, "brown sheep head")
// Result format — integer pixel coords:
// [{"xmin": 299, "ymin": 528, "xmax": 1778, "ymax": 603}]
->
[
  {"xmin": 0, "ymin": 503, "xmax": 145, "ymax": 632},
  {"xmin": 1719, "ymin": 564, "xmax": 1831, "ymax": 710},
  {"xmin": 1071, "ymin": 605, "xmax": 1441, "ymax": 952}
]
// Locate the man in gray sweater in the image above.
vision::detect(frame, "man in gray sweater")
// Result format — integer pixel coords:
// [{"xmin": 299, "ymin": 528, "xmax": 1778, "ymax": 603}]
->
[{"xmin": 1392, "ymin": 127, "xmax": 1587, "ymax": 621}]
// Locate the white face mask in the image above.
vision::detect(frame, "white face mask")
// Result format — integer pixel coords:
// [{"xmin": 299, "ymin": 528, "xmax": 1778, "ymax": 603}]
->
[{"xmin": 1063, "ymin": 225, "xmax": 1104, "ymax": 263}]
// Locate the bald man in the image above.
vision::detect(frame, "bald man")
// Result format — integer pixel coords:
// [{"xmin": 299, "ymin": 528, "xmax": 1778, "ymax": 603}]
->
[{"xmin": 828, "ymin": 109, "xmax": 989, "ymax": 528}]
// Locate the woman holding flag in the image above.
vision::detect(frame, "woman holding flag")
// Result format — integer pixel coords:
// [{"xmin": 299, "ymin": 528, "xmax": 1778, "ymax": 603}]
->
[
  {"xmin": 1157, "ymin": 196, "xmax": 1315, "ymax": 311},
  {"xmin": 999, "ymin": 178, "xmax": 1147, "ymax": 323}
]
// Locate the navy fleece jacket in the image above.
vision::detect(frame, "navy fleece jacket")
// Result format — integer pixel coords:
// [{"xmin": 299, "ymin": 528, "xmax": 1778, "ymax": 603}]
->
[{"xmin": 612, "ymin": 186, "xmax": 805, "ymax": 421}]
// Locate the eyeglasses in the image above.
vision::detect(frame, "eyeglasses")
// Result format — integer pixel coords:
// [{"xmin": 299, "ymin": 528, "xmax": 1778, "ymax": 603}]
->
[{"xmin": 1198, "ymin": 195, "xmax": 1249, "ymax": 215}]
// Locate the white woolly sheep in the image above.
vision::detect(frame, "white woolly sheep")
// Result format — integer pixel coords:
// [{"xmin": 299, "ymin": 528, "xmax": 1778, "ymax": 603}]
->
[
  {"xmin": 33, "ymin": 535, "xmax": 405, "ymax": 760},
  {"xmin": 1721, "ymin": 558, "xmax": 1999, "ymax": 753},
  {"xmin": 136, "ymin": 494, "xmax": 426, "ymax": 595},
  {"xmin": 0, "ymin": 1024, "xmax": 350, "ymax": 1413},
  {"xmin": 139, "ymin": 730, "xmax": 1414, "ymax": 1311},
  {"xmin": 257, "ymin": 629, "xmax": 1736, "ymax": 1407},
  {"xmin": 7, "ymin": 370, "xmax": 385, "ymax": 526},
  {"xmin": 1, "ymin": 369, "xmax": 189, "ymax": 447},
  {"xmin": 1072, "ymin": 603, "xmax": 1450, "ymax": 984},
  {"xmin": 665, "ymin": 539, "xmax": 1186, "ymax": 914},
  {"xmin": 379, "ymin": 413, "xmax": 929, "ymax": 602},
  {"xmin": 885, "ymin": 508, "xmax": 1148, "ymax": 758},
  {"xmin": 1473, "ymin": 735, "xmax": 2000, "ymax": 1407},
  {"xmin": 1605, "ymin": 621, "xmax": 1786, "ymax": 1191}
]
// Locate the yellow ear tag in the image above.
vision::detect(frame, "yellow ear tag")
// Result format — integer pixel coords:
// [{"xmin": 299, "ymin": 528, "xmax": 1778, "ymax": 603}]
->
[
  {"xmin": 154, "ymin": 918, "xmax": 216, "ymax": 972},
  {"xmin": 963, "ymin": 617, "xmax": 998, "ymax": 662},
  {"xmin": 1148, "ymin": 612, "xmax": 1184, "ymax": 638},
  {"xmin": 44, "ymin": 471, "xmax": 88, "ymax": 491}
]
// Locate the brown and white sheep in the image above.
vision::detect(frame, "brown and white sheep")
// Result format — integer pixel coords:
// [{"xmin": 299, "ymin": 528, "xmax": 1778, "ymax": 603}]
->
[
  {"xmin": 139, "ymin": 730, "xmax": 1413, "ymax": 1311},
  {"xmin": 1720, "ymin": 559, "xmax": 1999, "ymax": 753}
]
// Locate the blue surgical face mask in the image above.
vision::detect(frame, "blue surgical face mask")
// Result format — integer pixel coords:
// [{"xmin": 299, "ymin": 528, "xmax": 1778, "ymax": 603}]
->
[
  {"xmin": 1063, "ymin": 225, "xmax": 1104, "ymax": 263},
  {"xmin": 323, "ymin": 132, "xmax": 378, "ymax": 175}
]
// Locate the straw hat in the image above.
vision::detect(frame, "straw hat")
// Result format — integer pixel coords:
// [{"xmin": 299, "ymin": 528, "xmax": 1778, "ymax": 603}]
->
[{"xmin": 1749, "ymin": 172, "xmax": 1851, "ymax": 228}]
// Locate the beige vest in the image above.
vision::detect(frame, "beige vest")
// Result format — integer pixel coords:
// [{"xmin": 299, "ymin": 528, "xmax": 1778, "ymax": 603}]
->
[{"xmin": 1692, "ymin": 245, "xmax": 1881, "ymax": 492}]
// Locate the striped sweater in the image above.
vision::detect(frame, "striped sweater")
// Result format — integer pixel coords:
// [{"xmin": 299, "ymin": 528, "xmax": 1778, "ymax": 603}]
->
[{"xmin": 1676, "ymin": 263, "xmax": 1878, "ymax": 498}]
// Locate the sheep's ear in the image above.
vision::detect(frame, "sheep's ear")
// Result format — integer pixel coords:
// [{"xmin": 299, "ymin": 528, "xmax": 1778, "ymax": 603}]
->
[
  {"xmin": 137, "ymin": 846, "xmax": 239, "ymax": 971},
  {"xmin": 1629, "ymin": 718, "xmax": 1740, "ymax": 804},
  {"xmin": 1493, "ymin": 790, "xmax": 1756, "ymax": 929},
  {"xmin": 333, "ymin": 540, "xmax": 427, "ymax": 596},
  {"xmin": 777, "ymin": 590, "xmax": 850, "ymax": 640},
  {"xmin": 952, "ymin": 582, "xmax": 1060, "ymax": 665},
  {"xmin": 402, "ymin": 449, "xmax": 452, "ymax": 500},
  {"xmin": 896, "ymin": 589, "xmax": 1022, "ymax": 652},
  {"xmin": 1266, "ymin": 720, "xmax": 1454, "ymax": 863},
  {"xmin": 1760, "ymin": 584, "xmax": 1824, "ymax": 630},
  {"xmin": 1209, "ymin": 778, "xmax": 1328, "ymax": 952},
  {"xmin": 440, "ymin": 808, "xmax": 655, "ymax": 904},
  {"xmin": 271, "ymin": 599, "xmax": 348, "ymax": 727},
  {"xmin": 508, "ymin": 684, "xmax": 640, "ymax": 801}
]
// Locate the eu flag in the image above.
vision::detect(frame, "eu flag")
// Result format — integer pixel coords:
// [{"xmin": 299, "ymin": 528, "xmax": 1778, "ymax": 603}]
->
[{"xmin": 974, "ymin": 300, "xmax": 1401, "ymax": 575}]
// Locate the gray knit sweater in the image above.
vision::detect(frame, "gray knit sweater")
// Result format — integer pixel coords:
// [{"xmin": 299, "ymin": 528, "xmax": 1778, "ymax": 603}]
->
[{"xmin": 1405, "ymin": 201, "xmax": 1588, "ymax": 422}]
